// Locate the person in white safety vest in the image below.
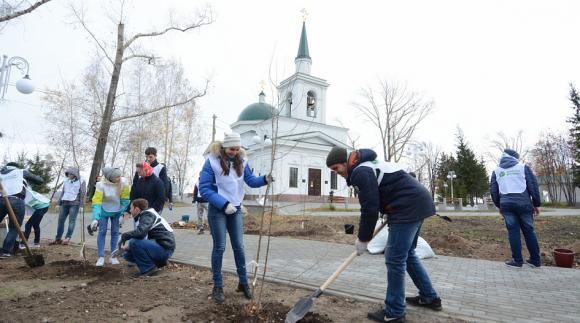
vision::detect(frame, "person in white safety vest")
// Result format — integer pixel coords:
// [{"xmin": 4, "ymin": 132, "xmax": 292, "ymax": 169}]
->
[
  {"xmin": 490, "ymin": 149, "xmax": 542, "ymax": 268},
  {"xmin": 118, "ymin": 198, "xmax": 175, "ymax": 278},
  {"xmin": 0, "ymin": 162, "xmax": 43, "ymax": 258},
  {"xmin": 50, "ymin": 167, "xmax": 86, "ymax": 245},
  {"xmin": 144, "ymin": 147, "xmax": 173, "ymax": 211}
]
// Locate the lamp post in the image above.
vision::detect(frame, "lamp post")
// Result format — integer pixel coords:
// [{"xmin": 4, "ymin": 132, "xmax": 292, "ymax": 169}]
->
[
  {"xmin": 0, "ymin": 55, "xmax": 35, "ymax": 100},
  {"xmin": 252, "ymin": 134, "xmax": 272, "ymax": 201},
  {"xmin": 443, "ymin": 182, "xmax": 448, "ymax": 200},
  {"xmin": 447, "ymin": 171, "xmax": 457, "ymax": 201}
]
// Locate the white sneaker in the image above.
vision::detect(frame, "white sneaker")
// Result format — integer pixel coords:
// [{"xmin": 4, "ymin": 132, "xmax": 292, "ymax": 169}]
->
[
  {"xmin": 96, "ymin": 257, "xmax": 105, "ymax": 267},
  {"xmin": 31, "ymin": 243, "xmax": 41, "ymax": 249},
  {"xmin": 109, "ymin": 257, "xmax": 120, "ymax": 265}
]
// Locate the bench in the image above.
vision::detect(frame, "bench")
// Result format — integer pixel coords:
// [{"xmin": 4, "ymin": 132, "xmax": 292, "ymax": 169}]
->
[{"xmin": 328, "ymin": 196, "xmax": 345, "ymax": 204}]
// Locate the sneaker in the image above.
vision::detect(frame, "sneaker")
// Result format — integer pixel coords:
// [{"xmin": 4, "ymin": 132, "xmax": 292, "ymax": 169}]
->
[
  {"xmin": 49, "ymin": 239, "xmax": 63, "ymax": 246},
  {"xmin": 109, "ymin": 257, "xmax": 120, "ymax": 265},
  {"xmin": 526, "ymin": 259, "xmax": 541, "ymax": 268},
  {"xmin": 31, "ymin": 243, "xmax": 41, "ymax": 249},
  {"xmin": 367, "ymin": 309, "xmax": 406, "ymax": 323},
  {"xmin": 0, "ymin": 253, "xmax": 12, "ymax": 259},
  {"xmin": 405, "ymin": 296, "xmax": 442, "ymax": 311},
  {"xmin": 62, "ymin": 238, "xmax": 71, "ymax": 245},
  {"xmin": 212, "ymin": 287, "xmax": 225, "ymax": 304},
  {"xmin": 505, "ymin": 260, "xmax": 523, "ymax": 268},
  {"xmin": 131, "ymin": 267, "xmax": 159, "ymax": 279},
  {"xmin": 19, "ymin": 242, "xmax": 26, "ymax": 250},
  {"xmin": 198, "ymin": 228, "xmax": 204, "ymax": 235},
  {"xmin": 96, "ymin": 257, "xmax": 105, "ymax": 267},
  {"xmin": 236, "ymin": 283, "xmax": 253, "ymax": 299}
]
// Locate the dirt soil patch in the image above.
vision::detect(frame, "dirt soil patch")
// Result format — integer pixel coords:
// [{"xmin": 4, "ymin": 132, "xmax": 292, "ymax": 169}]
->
[
  {"xmin": 0, "ymin": 246, "xmax": 461, "ymax": 322},
  {"xmin": 176, "ymin": 213, "xmax": 580, "ymax": 268}
]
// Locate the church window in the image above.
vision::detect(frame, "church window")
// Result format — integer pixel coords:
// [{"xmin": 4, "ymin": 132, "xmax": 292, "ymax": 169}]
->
[
  {"xmin": 330, "ymin": 171, "xmax": 337, "ymax": 190},
  {"xmin": 306, "ymin": 91, "xmax": 317, "ymax": 117},
  {"xmin": 289, "ymin": 167, "xmax": 298, "ymax": 188},
  {"xmin": 286, "ymin": 92, "xmax": 293, "ymax": 117}
]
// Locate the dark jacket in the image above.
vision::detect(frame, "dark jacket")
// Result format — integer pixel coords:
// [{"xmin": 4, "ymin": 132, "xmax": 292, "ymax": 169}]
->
[
  {"xmin": 347, "ymin": 149, "xmax": 435, "ymax": 242},
  {"xmin": 192, "ymin": 183, "xmax": 207, "ymax": 203},
  {"xmin": 121, "ymin": 209, "xmax": 175, "ymax": 251},
  {"xmin": 489, "ymin": 155, "xmax": 541, "ymax": 208},
  {"xmin": 0, "ymin": 166, "xmax": 43, "ymax": 199},
  {"xmin": 128, "ymin": 175, "xmax": 166, "ymax": 213},
  {"xmin": 150, "ymin": 160, "xmax": 172, "ymax": 203}
]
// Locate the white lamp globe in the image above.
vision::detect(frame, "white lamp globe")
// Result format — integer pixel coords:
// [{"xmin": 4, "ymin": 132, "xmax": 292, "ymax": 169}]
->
[
  {"xmin": 15, "ymin": 75, "xmax": 34, "ymax": 94},
  {"xmin": 264, "ymin": 138, "xmax": 272, "ymax": 145}
]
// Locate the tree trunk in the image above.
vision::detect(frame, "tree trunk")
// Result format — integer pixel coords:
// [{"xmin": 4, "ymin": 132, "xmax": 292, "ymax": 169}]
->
[{"xmin": 87, "ymin": 23, "xmax": 125, "ymax": 198}]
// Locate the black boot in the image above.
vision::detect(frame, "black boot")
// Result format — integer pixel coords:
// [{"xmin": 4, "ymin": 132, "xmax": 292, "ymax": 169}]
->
[
  {"xmin": 236, "ymin": 283, "xmax": 252, "ymax": 299},
  {"xmin": 212, "ymin": 287, "xmax": 225, "ymax": 303}
]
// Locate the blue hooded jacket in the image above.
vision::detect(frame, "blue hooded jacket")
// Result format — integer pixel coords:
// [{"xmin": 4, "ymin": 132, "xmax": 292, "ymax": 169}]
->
[
  {"xmin": 347, "ymin": 149, "xmax": 435, "ymax": 242},
  {"xmin": 489, "ymin": 154, "xmax": 541, "ymax": 208}
]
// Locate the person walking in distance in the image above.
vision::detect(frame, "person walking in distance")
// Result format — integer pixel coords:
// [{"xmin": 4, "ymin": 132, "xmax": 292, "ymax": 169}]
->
[
  {"xmin": 490, "ymin": 148, "xmax": 542, "ymax": 268},
  {"xmin": 192, "ymin": 180, "xmax": 208, "ymax": 234}
]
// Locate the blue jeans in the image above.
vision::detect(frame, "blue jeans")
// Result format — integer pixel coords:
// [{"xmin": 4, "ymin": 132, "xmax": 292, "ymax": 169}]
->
[
  {"xmin": 24, "ymin": 207, "xmax": 49, "ymax": 244},
  {"xmin": 501, "ymin": 203, "xmax": 540, "ymax": 265},
  {"xmin": 123, "ymin": 239, "xmax": 173, "ymax": 274},
  {"xmin": 55, "ymin": 204, "xmax": 80, "ymax": 240},
  {"xmin": 0, "ymin": 197, "xmax": 25, "ymax": 254},
  {"xmin": 207, "ymin": 204, "xmax": 247, "ymax": 287},
  {"xmin": 384, "ymin": 220, "xmax": 438, "ymax": 318},
  {"xmin": 97, "ymin": 215, "xmax": 120, "ymax": 257}
]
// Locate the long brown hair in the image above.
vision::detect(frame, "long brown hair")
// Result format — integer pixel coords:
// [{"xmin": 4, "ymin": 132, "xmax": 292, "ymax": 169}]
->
[{"xmin": 219, "ymin": 148, "xmax": 243, "ymax": 177}]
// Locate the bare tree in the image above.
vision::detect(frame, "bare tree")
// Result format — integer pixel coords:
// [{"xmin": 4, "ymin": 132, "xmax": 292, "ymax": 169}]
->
[
  {"xmin": 485, "ymin": 130, "xmax": 530, "ymax": 163},
  {"xmin": 69, "ymin": 2, "xmax": 213, "ymax": 197},
  {"xmin": 0, "ymin": 0, "xmax": 52, "ymax": 23},
  {"xmin": 531, "ymin": 132, "xmax": 561, "ymax": 203},
  {"xmin": 352, "ymin": 79, "xmax": 434, "ymax": 162}
]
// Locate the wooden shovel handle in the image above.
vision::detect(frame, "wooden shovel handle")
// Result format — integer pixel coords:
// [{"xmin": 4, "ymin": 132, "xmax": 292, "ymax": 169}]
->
[
  {"xmin": 0, "ymin": 183, "xmax": 33, "ymax": 256},
  {"xmin": 320, "ymin": 219, "xmax": 388, "ymax": 292}
]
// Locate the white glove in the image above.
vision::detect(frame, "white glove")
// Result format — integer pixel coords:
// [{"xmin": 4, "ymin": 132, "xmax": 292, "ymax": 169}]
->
[
  {"xmin": 225, "ymin": 203, "xmax": 237, "ymax": 215},
  {"xmin": 90, "ymin": 220, "xmax": 98, "ymax": 231},
  {"xmin": 355, "ymin": 238, "xmax": 368, "ymax": 256}
]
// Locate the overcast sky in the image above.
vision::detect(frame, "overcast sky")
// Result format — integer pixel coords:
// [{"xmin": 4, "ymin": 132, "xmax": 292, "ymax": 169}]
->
[{"xmin": 1, "ymin": 0, "xmax": 579, "ymax": 173}]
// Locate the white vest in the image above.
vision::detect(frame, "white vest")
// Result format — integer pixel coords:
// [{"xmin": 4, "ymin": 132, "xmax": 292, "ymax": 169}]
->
[
  {"xmin": 0, "ymin": 168, "xmax": 24, "ymax": 196},
  {"xmin": 135, "ymin": 208, "xmax": 174, "ymax": 239},
  {"xmin": 153, "ymin": 163, "xmax": 164, "ymax": 178},
  {"xmin": 355, "ymin": 160, "xmax": 406, "ymax": 184},
  {"xmin": 97, "ymin": 178, "xmax": 128, "ymax": 212},
  {"xmin": 208, "ymin": 155, "xmax": 247, "ymax": 207},
  {"xmin": 494, "ymin": 163, "xmax": 526, "ymax": 194},
  {"xmin": 62, "ymin": 179, "xmax": 81, "ymax": 201}
]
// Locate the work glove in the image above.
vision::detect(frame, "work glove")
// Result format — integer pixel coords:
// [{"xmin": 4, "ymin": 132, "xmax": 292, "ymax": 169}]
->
[
  {"xmin": 168, "ymin": 202, "xmax": 174, "ymax": 211},
  {"xmin": 265, "ymin": 174, "xmax": 274, "ymax": 184},
  {"xmin": 87, "ymin": 220, "xmax": 98, "ymax": 236},
  {"xmin": 355, "ymin": 238, "xmax": 368, "ymax": 256},
  {"xmin": 225, "ymin": 203, "xmax": 237, "ymax": 215}
]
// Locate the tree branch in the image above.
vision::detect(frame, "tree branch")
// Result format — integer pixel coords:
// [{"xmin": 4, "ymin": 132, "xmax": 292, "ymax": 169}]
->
[
  {"xmin": 111, "ymin": 80, "xmax": 208, "ymax": 123},
  {"xmin": 123, "ymin": 9, "xmax": 213, "ymax": 50},
  {"xmin": 122, "ymin": 54, "xmax": 157, "ymax": 63},
  {"xmin": 70, "ymin": 5, "xmax": 115, "ymax": 65},
  {"xmin": 0, "ymin": 0, "xmax": 51, "ymax": 23}
]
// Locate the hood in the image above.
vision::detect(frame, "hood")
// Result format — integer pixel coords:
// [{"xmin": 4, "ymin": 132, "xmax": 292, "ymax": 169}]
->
[
  {"xmin": 0, "ymin": 165, "xmax": 18, "ymax": 175},
  {"xmin": 208, "ymin": 141, "xmax": 246, "ymax": 158},
  {"xmin": 64, "ymin": 167, "xmax": 80, "ymax": 180},
  {"xmin": 346, "ymin": 149, "xmax": 378, "ymax": 184},
  {"xmin": 498, "ymin": 153, "xmax": 519, "ymax": 169}
]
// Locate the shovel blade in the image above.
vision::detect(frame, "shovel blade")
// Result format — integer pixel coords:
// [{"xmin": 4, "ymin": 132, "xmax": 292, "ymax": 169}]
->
[
  {"xmin": 285, "ymin": 296, "xmax": 314, "ymax": 323},
  {"xmin": 24, "ymin": 254, "xmax": 45, "ymax": 268}
]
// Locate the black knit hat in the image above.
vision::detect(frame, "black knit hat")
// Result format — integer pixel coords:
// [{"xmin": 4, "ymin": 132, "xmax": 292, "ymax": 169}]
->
[{"xmin": 326, "ymin": 147, "xmax": 348, "ymax": 167}]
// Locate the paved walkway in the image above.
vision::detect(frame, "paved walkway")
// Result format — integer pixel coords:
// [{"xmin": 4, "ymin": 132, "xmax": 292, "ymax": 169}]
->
[{"xmin": 11, "ymin": 208, "xmax": 580, "ymax": 323}]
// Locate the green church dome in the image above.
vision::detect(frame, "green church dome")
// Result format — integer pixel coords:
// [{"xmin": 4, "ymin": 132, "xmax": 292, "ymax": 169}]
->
[{"xmin": 237, "ymin": 92, "xmax": 275, "ymax": 122}]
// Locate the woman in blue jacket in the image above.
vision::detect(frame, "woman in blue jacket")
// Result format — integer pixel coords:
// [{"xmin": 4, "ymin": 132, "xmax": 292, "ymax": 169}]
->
[{"xmin": 199, "ymin": 132, "xmax": 271, "ymax": 304}]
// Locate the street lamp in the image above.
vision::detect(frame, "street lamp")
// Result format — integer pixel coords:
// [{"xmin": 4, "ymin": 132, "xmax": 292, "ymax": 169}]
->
[
  {"xmin": 443, "ymin": 182, "xmax": 448, "ymax": 199},
  {"xmin": 0, "ymin": 55, "xmax": 35, "ymax": 100},
  {"xmin": 447, "ymin": 171, "xmax": 457, "ymax": 200}
]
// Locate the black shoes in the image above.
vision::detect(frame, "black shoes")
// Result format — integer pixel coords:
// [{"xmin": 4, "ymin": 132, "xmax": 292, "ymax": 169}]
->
[
  {"xmin": 505, "ymin": 259, "xmax": 523, "ymax": 268},
  {"xmin": 131, "ymin": 267, "xmax": 159, "ymax": 279},
  {"xmin": 405, "ymin": 296, "xmax": 442, "ymax": 311},
  {"xmin": 526, "ymin": 259, "xmax": 541, "ymax": 268},
  {"xmin": 367, "ymin": 309, "xmax": 406, "ymax": 323},
  {"xmin": 236, "ymin": 283, "xmax": 253, "ymax": 299},
  {"xmin": 212, "ymin": 287, "xmax": 225, "ymax": 303}
]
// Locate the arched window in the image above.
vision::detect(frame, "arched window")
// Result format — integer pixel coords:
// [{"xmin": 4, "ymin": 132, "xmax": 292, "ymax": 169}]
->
[
  {"xmin": 286, "ymin": 92, "xmax": 293, "ymax": 117},
  {"xmin": 306, "ymin": 90, "xmax": 316, "ymax": 117}
]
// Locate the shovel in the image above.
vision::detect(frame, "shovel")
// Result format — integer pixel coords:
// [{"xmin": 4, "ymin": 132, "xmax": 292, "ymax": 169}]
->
[
  {"xmin": 285, "ymin": 220, "xmax": 388, "ymax": 323},
  {"xmin": 79, "ymin": 194, "xmax": 87, "ymax": 262},
  {"xmin": 0, "ymin": 183, "xmax": 45, "ymax": 268}
]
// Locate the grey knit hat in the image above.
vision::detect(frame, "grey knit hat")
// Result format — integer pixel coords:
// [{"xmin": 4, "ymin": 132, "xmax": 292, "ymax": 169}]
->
[
  {"xmin": 222, "ymin": 132, "xmax": 242, "ymax": 148},
  {"xmin": 102, "ymin": 167, "xmax": 122, "ymax": 183},
  {"xmin": 326, "ymin": 147, "xmax": 348, "ymax": 167}
]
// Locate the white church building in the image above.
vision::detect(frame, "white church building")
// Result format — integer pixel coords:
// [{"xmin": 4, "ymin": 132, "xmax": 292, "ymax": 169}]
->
[{"xmin": 231, "ymin": 22, "xmax": 353, "ymax": 202}]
